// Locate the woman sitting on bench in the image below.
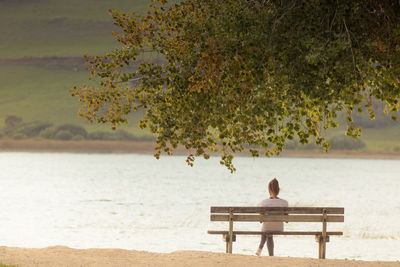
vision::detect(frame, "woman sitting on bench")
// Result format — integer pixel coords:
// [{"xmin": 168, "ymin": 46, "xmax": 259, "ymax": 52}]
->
[{"xmin": 256, "ymin": 178, "xmax": 288, "ymax": 256}]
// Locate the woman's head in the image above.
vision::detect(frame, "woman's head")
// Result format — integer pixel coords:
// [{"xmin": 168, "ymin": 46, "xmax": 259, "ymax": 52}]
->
[{"xmin": 268, "ymin": 178, "xmax": 280, "ymax": 197}]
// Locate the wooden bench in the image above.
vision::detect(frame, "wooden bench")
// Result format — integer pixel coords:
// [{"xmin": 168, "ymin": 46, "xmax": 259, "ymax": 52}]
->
[{"xmin": 208, "ymin": 206, "xmax": 344, "ymax": 259}]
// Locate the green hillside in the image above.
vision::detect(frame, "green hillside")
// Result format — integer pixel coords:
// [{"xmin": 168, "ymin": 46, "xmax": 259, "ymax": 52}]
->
[
  {"xmin": 0, "ymin": 0, "xmax": 398, "ymax": 150},
  {"xmin": 0, "ymin": 0, "xmax": 155, "ymax": 139},
  {"xmin": 0, "ymin": 65, "xmax": 83, "ymax": 124},
  {"xmin": 0, "ymin": 0, "xmax": 151, "ymax": 57},
  {"xmin": 0, "ymin": 64, "xmax": 143, "ymax": 130}
]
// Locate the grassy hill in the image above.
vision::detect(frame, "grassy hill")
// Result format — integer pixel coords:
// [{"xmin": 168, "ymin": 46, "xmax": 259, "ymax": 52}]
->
[
  {"xmin": 0, "ymin": 0, "xmax": 151, "ymax": 57},
  {"xmin": 0, "ymin": 0, "xmax": 399, "ymax": 151},
  {"xmin": 0, "ymin": 0, "xmax": 156, "ymax": 138}
]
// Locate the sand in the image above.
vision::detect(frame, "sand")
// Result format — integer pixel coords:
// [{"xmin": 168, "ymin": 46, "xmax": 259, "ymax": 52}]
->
[{"xmin": 0, "ymin": 246, "xmax": 398, "ymax": 267}]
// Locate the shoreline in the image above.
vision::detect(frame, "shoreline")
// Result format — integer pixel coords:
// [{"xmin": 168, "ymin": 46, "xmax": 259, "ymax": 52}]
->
[
  {"xmin": 0, "ymin": 246, "xmax": 398, "ymax": 267},
  {"xmin": 0, "ymin": 139, "xmax": 400, "ymax": 160}
]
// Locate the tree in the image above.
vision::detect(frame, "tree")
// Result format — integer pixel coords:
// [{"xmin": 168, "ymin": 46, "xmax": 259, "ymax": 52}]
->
[
  {"xmin": 71, "ymin": 0, "xmax": 400, "ymax": 171},
  {"xmin": 5, "ymin": 115, "xmax": 22, "ymax": 129}
]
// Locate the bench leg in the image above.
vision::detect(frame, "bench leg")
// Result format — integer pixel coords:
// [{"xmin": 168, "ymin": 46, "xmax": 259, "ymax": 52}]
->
[
  {"xmin": 223, "ymin": 234, "xmax": 236, "ymax": 254},
  {"xmin": 318, "ymin": 237, "xmax": 323, "ymax": 259},
  {"xmin": 315, "ymin": 235, "xmax": 329, "ymax": 259},
  {"xmin": 321, "ymin": 238, "xmax": 326, "ymax": 259},
  {"xmin": 228, "ymin": 239, "xmax": 232, "ymax": 254},
  {"xmin": 228, "ymin": 212, "xmax": 234, "ymax": 254}
]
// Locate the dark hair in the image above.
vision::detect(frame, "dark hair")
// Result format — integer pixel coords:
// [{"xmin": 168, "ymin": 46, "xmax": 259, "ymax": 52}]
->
[{"xmin": 268, "ymin": 178, "xmax": 280, "ymax": 196}]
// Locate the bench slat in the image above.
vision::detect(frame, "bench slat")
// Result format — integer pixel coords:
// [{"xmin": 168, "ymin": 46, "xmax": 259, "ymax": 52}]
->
[
  {"xmin": 210, "ymin": 214, "xmax": 344, "ymax": 222},
  {"xmin": 210, "ymin": 207, "xmax": 344, "ymax": 214},
  {"xmin": 207, "ymin": 230, "xmax": 343, "ymax": 235}
]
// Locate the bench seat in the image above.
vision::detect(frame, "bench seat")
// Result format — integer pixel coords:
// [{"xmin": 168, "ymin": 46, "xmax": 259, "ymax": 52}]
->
[
  {"xmin": 208, "ymin": 206, "xmax": 344, "ymax": 259},
  {"xmin": 208, "ymin": 230, "xmax": 343, "ymax": 235}
]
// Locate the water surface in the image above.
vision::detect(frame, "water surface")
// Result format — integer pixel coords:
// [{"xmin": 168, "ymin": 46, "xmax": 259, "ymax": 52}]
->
[{"xmin": 0, "ymin": 153, "xmax": 398, "ymax": 260}]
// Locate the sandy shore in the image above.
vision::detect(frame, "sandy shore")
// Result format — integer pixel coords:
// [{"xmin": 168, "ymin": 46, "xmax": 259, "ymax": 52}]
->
[{"xmin": 0, "ymin": 246, "xmax": 398, "ymax": 267}]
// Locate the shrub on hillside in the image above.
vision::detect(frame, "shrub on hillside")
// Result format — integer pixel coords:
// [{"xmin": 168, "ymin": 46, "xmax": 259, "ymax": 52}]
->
[
  {"xmin": 352, "ymin": 101, "xmax": 399, "ymax": 129},
  {"xmin": 285, "ymin": 140, "xmax": 298, "ymax": 149},
  {"xmin": 4, "ymin": 115, "xmax": 22, "ymax": 129},
  {"xmin": 18, "ymin": 121, "xmax": 53, "ymax": 138},
  {"xmin": 329, "ymin": 136, "xmax": 366, "ymax": 150},
  {"xmin": 136, "ymin": 135, "xmax": 154, "ymax": 141},
  {"xmin": 12, "ymin": 133, "xmax": 26, "ymax": 140},
  {"xmin": 115, "ymin": 129, "xmax": 137, "ymax": 141},
  {"xmin": 281, "ymin": 139, "xmax": 316, "ymax": 150},
  {"xmin": 40, "ymin": 128, "xmax": 55, "ymax": 139},
  {"xmin": 72, "ymin": 135, "xmax": 85, "ymax": 141},
  {"xmin": 3, "ymin": 120, "xmax": 53, "ymax": 138},
  {"xmin": 88, "ymin": 131, "xmax": 117, "ymax": 141},
  {"xmin": 54, "ymin": 124, "xmax": 88, "ymax": 138},
  {"xmin": 54, "ymin": 130, "xmax": 73, "ymax": 140},
  {"xmin": 87, "ymin": 129, "xmax": 153, "ymax": 141}
]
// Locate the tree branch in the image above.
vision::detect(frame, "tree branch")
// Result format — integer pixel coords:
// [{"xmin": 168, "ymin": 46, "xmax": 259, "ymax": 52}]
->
[{"xmin": 343, "ymin": 18, "xmax": 357, "ymax": 75}]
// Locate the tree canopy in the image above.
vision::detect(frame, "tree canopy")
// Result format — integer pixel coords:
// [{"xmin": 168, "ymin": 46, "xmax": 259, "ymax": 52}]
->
[{"xmin": 72, "ymin": 0, "xmax": 400, "ymax": 171}]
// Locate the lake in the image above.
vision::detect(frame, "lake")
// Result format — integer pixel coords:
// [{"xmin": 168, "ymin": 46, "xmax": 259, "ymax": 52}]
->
[{"xmin": 0, "ymin": 152, "xmax": 398, "ymax": 261}]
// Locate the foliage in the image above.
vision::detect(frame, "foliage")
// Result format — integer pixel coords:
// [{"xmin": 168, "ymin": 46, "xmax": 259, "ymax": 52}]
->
[
  {"xmin": 39, "ymin": 128, "xmax": 55, "ymax": 139},
  {"xmin": 18, "ymin": 121, "xmax": 53, "ymax": 137},
  {"xmin": 329, "ymin": 135, "xmax": 366, "ymax": 150},
  {"xmin": 4, "ymin": 115, "xmax": 22, "ymax": 129},
  {"xmin": 72, "ymin": 0, "xmax": 400, "ymax": 171},
  {"xmin": 54, "ymin": 130, "xmax": 73, "ymax": 140},
  {"xmin": 72, "ymin": 134, "xmax": 85, "ymax": 141},
  {"xmin": 0, "ymin": 119, "xmax": 147, "ymax": 141},
  {"xmin": 115, "ymin": 129, "xmax": 138, "ymax": 141},
  {"xmin": 55, "ymin": 124, "xmax": 88, "ymax": 138},
  {"xmin": 88, "ymin": 130, "xmax": 117, "ymax": 140},
  {"xmin": 87, "ymin": 129, "xmax": 154, "ymax": 141},
  {"xmin": 12, "ymin": 133, "xmax": 26, "ymax": 140},
  {"xmin": 2, "ymin": 119, "xmax": 53, "ymax": 138},
  {"xmin": 352, "ymin": 100, "xmax": 399, "ymax": 128},
  {"xmin": 0, "ymin": 120, "xmax": 150, "ymax": 142},
  {"xmin": 281, "ymin": 137, "xmax": 366, "ymax": 150}
]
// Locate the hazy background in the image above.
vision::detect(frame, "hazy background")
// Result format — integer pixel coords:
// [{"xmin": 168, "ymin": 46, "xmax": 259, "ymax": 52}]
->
[
  {"xmin": 0, "ymin": 1, "xmax": 399, "ymax": 261},
  {"xmin": 0, "ymin": 0, "xmax": 399, "ymax": 151}
]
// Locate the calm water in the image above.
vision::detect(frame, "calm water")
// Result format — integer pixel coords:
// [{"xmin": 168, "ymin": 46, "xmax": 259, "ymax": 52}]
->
[{"xmin": 0, "ymin": 152, "xmax": 399, "ymax": 261}]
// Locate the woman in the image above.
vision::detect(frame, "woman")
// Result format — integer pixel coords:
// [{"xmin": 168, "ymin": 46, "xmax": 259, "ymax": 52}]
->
[{"xmin": 256, "ymin": 178, "xmax": 288, "ymax": 256}]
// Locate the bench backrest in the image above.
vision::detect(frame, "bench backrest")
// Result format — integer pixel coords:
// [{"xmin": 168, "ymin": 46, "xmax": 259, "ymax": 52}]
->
[{"xmin": 210, "ymin": 207, "xmax": 344, "ymax": 223}]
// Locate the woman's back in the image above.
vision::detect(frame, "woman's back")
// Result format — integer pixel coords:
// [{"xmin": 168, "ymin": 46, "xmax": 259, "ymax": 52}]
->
[
  {"xmin": 256, "ymin": 178, "xmax": 287, "ymax": 256},
  {"xmin": 258, "ymin": 198, "xmax": 288, "ymax": 231}
]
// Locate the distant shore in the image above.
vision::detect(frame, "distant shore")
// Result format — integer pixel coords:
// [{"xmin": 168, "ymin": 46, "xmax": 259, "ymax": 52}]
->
[
  {"xmin": 0, "ymin": 246, "xmax": 398, "ymax": 267},
  {"xmin": 0, "ymin": 139, "xmax": 400, "ymax": 160},
  {"xmin": 0, "ymin": 139, "xmax": 157, "ymax": 154}
]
